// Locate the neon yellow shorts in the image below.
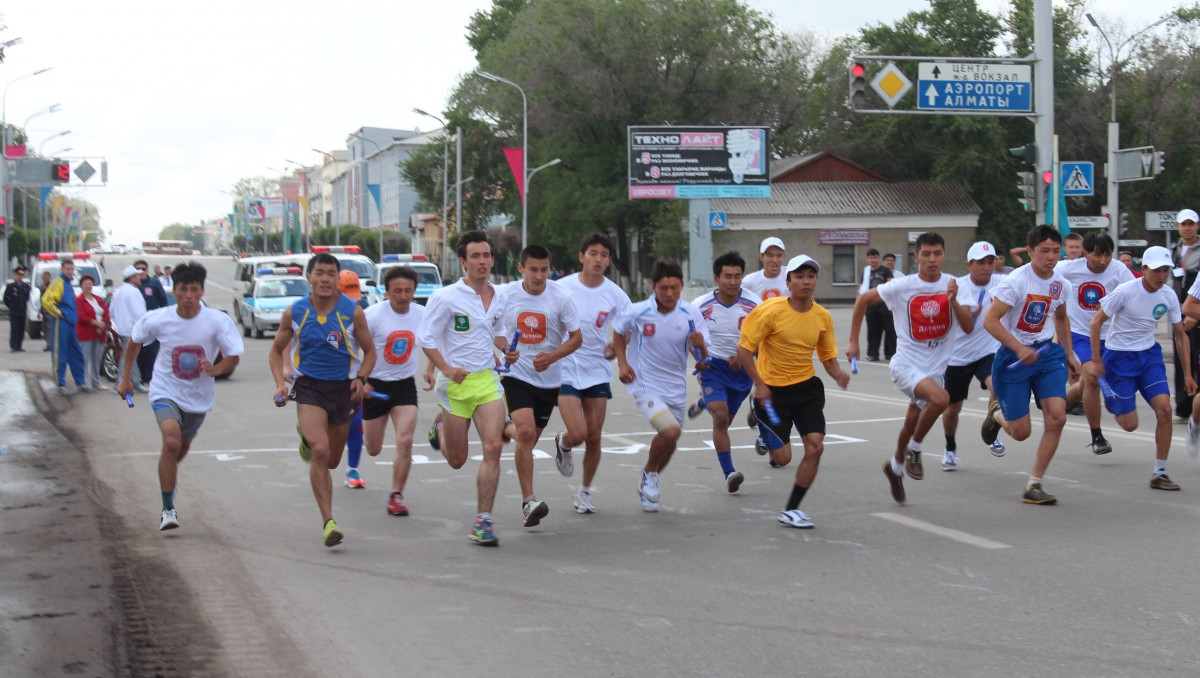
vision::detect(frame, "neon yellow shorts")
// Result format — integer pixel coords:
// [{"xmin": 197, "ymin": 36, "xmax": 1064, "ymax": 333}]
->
[{"xmin": 435, "ymin": 369, "xmax": 503, "ymax": 419}]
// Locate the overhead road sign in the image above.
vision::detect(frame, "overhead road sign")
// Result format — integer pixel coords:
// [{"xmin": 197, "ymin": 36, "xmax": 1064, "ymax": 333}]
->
[
  {"xmin": 1113, "ymin": 146, "xmax": 1159, "ymax": 183},
  {"xmin": 870, "ymin": 61, "xmax": 912, "ymax": 109},
  {"xmin": 1068, "ymin": 216, "xmax": 1108, "ymax": 229},
  {"xmin": 1060, "ymin": 162, "xmax": 1094, "ymax": 196},
  {"xmin": 917, "ymin": 62, "xmax": 1032, "ymax": 112}
]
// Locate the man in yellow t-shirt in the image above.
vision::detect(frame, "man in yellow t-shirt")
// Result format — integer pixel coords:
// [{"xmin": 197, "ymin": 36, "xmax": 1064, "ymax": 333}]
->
[{"xmin": 738, "ymin": 255, "xmax": 851, "ymax": 530}]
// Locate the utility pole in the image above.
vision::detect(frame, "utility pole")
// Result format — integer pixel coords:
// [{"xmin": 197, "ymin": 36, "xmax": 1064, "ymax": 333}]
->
[{"xmin": 1033, "ymin": 0, "xmax": 1054, "ymax": 219}]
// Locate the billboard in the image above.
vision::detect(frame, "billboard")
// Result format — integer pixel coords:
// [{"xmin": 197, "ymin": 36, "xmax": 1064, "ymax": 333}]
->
[{"xmin": 628, "ymin": 126, "xmax": 770, "ymax": 199}]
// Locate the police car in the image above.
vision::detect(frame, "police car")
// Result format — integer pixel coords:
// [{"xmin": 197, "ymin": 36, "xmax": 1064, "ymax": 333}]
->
[
  {"xmin": 237, "ymin": 267, "xmax": 310, "ymax": 338},
  {"xmin": 27, "ymin": 252, "xmax": 109, "ymax": 340},
  {"xmin": 375, "ymin": 253, "xmax": 443, "ymax": 305},
  {"xmin": 309, "ymin": 246, "xmax": 382, "ymax": 306}
]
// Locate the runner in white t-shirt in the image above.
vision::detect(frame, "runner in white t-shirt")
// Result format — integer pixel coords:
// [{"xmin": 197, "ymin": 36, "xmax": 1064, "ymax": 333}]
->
[
  {"xmin": 117, "ymin": 263, "xmax": 244, "ymax": 533},
  {"xmin": 939, "ymin": 241, "xmax": 1006, "ymax": 470},
  {"xmin": 613, "ymin": 260, "xmax": 709, "ymax": 512},
  {"xmin": 363, "ymin": 266, "xmax": 433, "ymax": 518},
  {"xmin": 741, "ymin": 236, "xmax": 789, "ymax": 301},
  {"xmin": 848, "ymin": 232, "xmax": 974, "ymax": 504},
  {"xmin": 550, "ymin": 233, "xmax": 631, "ymax": 514},
  {"xmin": 1093, "ymin": 248, "xmax": 1194, "ymax": 490},
  {"xmin": 1055, "ymin": 233, "xmax": 1134, "ymax": 455},
  {"xmin": 417, "ymin": 230, "xmax": 515, "ymax": 546},
  {"xmin": 687, "ymin": 251, "xmax": 758, "ymax": 492},
  {"xmin": 495, "ymin": 246, "xmax": 582, "ymax": 528},
  {"xmin": 981, "ymin": 226, "xmax": 1079, "ymax": 505}
]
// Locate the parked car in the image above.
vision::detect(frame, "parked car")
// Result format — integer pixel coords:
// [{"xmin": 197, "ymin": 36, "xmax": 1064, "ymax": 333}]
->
[
  {"xmin": 375, "ymin": 254, "xmax": 442, "ymax": 306},
  {"xmin": 238, "ymin": 268, "xmax": 310, "ymax": 338}
]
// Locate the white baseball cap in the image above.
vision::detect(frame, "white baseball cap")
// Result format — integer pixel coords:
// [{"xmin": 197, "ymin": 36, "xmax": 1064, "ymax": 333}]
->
[
  {"xmin": 1142, "ymin": 245, "xmax": 1173, "ymax": 270},
  {"xmin": 966, "ymin": 241, "xmax": 997, "ymax": 262},
  {"xmin": 785, "ymin": 254, "xmax": 821, "ymax": 273},
  {"xmin": 1177, "ymin": 209, "xmax": 1199, "ymax": 224},
  {"xmin": 759, "ymin": 237, "xmax": 785, "ymax": 254},
  {"xmin": 122, "ymin": 265, "xmax": 140, "ymax": 279}
]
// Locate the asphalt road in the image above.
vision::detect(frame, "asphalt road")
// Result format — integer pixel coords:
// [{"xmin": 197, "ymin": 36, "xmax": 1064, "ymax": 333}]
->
[{"xmin": 6, "ymin": 253, "xmax": 1200, "ymax": 677}]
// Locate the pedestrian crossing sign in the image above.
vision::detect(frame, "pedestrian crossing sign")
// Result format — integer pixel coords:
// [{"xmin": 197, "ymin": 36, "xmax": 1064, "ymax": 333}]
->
[
  {"xmin": 1060, "ymin": 162, "xmax": 1094, "ymax": 197},
  {"xmin": 709, "ymin": 211, "xmax": 726, "ymax": 230}
]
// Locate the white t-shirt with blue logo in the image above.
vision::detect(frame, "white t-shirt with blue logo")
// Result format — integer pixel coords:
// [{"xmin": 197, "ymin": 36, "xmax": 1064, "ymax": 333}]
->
[
  {"xmin": 990, "ymin": 264, "xmax": 1072, "ymax": 346},
  {"xmin": 1099, "ymin": 278, "xmax": 1181, "ymax": 352}
]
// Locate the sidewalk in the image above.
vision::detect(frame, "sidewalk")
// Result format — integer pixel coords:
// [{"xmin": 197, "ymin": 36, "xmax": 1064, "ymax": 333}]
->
[{"xmin": 0, "ymin": 369, "xmax": 119, "ymax": 676}]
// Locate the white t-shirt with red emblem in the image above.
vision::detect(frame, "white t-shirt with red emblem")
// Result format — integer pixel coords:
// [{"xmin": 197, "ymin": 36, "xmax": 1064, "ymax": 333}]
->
[
  {"xmin": 990, "ymin": 264, "xmax": 1072, "ymax": 345},
  {"xmin": 496, "ymin": 280, "xmax": 581, "ymax": 389},
  {"xmin": 556, "ymin": 273, "xmax": 631, "ymax": 390},
  {"xmin": 876, "ymin": 272, "xmax": 963, "ymax": 373},
  {"xmin": 1054, "ymin": 257, "xmax": 1134, "ymax": 338},
  {"xmin": 742, "ymin": 270, "xmax": 789, "ymax": 301},
  {"xmin": 364, "ymin": 301, "xmax": 424, "ymax": 382}
]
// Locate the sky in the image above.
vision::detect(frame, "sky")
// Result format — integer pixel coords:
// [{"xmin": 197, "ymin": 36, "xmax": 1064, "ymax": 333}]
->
[{"xmin": 1, "ymin": 0, "xmax": 1187, "ymax": 245}]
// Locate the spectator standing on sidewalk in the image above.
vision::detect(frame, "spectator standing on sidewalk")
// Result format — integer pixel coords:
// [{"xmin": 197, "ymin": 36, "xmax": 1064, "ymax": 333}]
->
[
  {"xmin": 75, "ymin": 275, "xmax": 111, "ymax": 392},
  {"xmin": 1170, "ymin": 209, "xmax": 1200, "ymax": 421},
  {"xmin": 110, "ymin": 266, "xmax": 148, "ymax": 393},
  {"xmin": 3, "ymin": 266, "xmax": 31, "ymax": 352}
]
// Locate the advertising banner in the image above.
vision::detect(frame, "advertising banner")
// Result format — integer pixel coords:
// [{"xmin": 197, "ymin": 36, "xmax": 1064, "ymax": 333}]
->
[{"xmin": 628, "ymin": 126, "xmax": 770, "ymax": 199}]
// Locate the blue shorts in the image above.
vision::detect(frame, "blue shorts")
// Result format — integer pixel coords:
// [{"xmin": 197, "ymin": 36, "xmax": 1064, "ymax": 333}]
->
[
  {"xmin": 1071, "ymin": 331, "xmax": 1105, "ymax": 365},
  {"xmin": 559, "ymin": 382, "xmax": 613, "ymax": 400},
  {"xmin": 699, "ymin": 358, "xmax": 752, "ymax": 414},
  {"xmin": 991, "ymin": 340, "xmax": 1068, "ymax": 422},
  {"xmin": 1101, "ymin": 344, "xmax": 1170, "ymax": 416}
]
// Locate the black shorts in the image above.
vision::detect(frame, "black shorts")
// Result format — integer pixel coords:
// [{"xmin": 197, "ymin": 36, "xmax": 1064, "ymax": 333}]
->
[
  {"xmin": 756, "ymin": 377, "xmax": 825, "ymax": 449},
  {"xmin": 290, "ymin": 375, "xmax": 355, "ymax": 425},
  {"xmin": 362, "ymin": 377, "xmax": 418, "ymax": 420},
  {"xmin": 502, "ymin": 376, "xmax": 560, "ymax": 430},
  {"xmin": 944, "ymin": 355, "xmax": 994, "ymax": 404}
]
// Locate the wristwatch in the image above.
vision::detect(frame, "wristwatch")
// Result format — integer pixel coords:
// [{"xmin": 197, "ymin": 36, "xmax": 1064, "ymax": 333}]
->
[{"xmin": 356, "ymin": 375, "xmax": 368, "ymax": 385}]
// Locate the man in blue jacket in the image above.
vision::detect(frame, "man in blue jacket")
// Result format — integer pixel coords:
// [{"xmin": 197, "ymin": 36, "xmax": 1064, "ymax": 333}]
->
[
  {"xmin": 133, "ymin": 259, "xmax": 169, "ymax": 384},
  {"xmin": 41, "ymin": 259, "xmax": 88, "ymax": 395}
]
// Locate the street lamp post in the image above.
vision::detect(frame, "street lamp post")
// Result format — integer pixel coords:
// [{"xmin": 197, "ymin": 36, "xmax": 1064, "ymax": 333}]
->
[
  {"xmin": 1086, "ymin": 13, "xmax": 1171, "ymax": 245},
  {"xmin": 2, "ymin": 66, "xmax": 54, "ymax": 280},
  {"xmin": 38, "ymin": 130, "xmax": 70, "ymax": 155},
  {"xmin": 478, "ymin": 71, "xmax": 531, "ymax": 248},
  {"xmin": 349, "ymin": 133, "xmax": 385, "ymax": 259},
  {"xmin": 413, "ymin": 108, "xmax": 451, "ymax": 272}
]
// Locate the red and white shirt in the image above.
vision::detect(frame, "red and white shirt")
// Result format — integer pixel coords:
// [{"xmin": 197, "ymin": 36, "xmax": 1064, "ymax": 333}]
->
[
  {"xmin": 364, "ymin": 301, "xmax": 424, "ymax": 381},
  {"xmin": 991, "ymin": 264, "xmax": 1072, "ymax": 345},
  {"xmin": 496, "ymin": 280, "xmax": 580, "ymax": 389},
  {"xmin": 877, "ymin": 272, "xmax": 960, "ymax": 372},
  {"xmin": 1055, "ymin": 257, "xmax": 1134, "ymax": 339},
  {"xmin": 557, "ymin": 273, "xmax": 631, "ymax": 390}
]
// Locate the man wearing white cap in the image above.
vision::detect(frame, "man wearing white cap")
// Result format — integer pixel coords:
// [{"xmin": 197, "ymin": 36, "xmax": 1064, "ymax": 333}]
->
[
  {"xmin": 1090, "ymin": 246, "xmax": 1194, "ymax": 490},
  {"xmin": 848, "ymin": 232, "xmax": 975, "ymax": 504},
  {"xmin": 109, "ymin": 265, "xmax": 148, "ymax": 393},
  {"xmin": 738, "ymin": 254, "xmax": 850, "ymax": 529},
  {"xmin": 939, "ymin": 241, "xmax": 1006, "ymax": 470},
  {"xmin": 742, "ymin": 237, "xmax": 788, "ymax": 301},
  {"xmin": 1171, "ymin": 208, "xmax": 1200, "ymax": 420}
]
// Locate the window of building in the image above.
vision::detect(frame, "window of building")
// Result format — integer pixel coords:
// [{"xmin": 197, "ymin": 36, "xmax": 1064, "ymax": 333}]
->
[{"xmin": 832, "ymin": 245, "xmax": 856, "ymax": 285}]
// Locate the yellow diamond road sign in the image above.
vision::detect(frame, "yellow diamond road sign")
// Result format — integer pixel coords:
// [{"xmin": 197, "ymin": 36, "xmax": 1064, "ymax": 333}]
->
[{"xmin": 871, "ymin": 61, "xmax": 912, "ymax": 109}]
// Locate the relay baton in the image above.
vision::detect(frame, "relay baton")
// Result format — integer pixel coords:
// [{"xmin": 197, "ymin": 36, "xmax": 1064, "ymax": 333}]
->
[
  {"xmin": 125, "ymin": 392, "xmax": 135, "ymax": 408},
  {"xmin": 850, "ymin": 356, "xmax": 858, "ymax": 375},
  {"xmin": 366, "ymin": 391, "xmax": 390, "ymax": 401},
  {"xmin": 495, "ymin": 329, "xmax": 522, "ymax": 373},
  {"xmin": 274, "ymin": 395, "xmax": 287, "ymax": 405},
  {"xmin": 762, "ymin": 399, "xmax": 782, "ymax": 426},
  {"xmin": 1007, "ymin": 344, "xmax": 1048, "ymax": 369}
]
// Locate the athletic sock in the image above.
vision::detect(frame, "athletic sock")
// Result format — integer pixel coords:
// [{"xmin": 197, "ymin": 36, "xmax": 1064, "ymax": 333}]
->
[
  {"xmin": 908, "ymin": 438, "xmax": 922, "ymax": 453},
  {"xmin": 945, "ymin": 435, "xmax": 956, "ymax": 452},
  {"xmin": 1027, "ymin": 475, "xmax": 1042, "ymax": 489},
  {"xmin": 890, "ymin": 457, "xmax": 905, "ymax": 477},
  {"xmin": 579, "ymin": 485, "xmax": 591, "ymax": 494},
  {"xmin": 161, "ymin": 491, "xmax": 174, "ymax": 511},
  {"xmin": 1091, "ymin": 428, "xmax": 1103, "ymax": 442},
  {"xmin": 1154, "ymin": 459, "xmax": 1167, "ymax": 476},
  {"xmin": 785, "ymin": 484, "xmax": 808, "ymax": 512},
  {"xmin": 716, "ymin": 451, "xmax": 735, "ymax": 475}
]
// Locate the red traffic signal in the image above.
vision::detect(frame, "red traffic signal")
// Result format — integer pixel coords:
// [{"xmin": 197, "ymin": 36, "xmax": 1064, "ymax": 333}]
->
[
  {"xmin": 851, "ymin": 63, "xmax": 865, "ymax": 78},
  {"xmin": 1042, "ymin": 170, "xmax": 1053, "ymax": 185},
  {"xmin": 52, "ymin": 162, "xmax": 70, "ymax": 183}
]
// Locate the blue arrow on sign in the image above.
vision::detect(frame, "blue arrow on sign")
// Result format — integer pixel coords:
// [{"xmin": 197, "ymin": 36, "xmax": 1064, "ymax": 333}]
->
[{"xmin": 917, "ymin": 80, "xmax": 1032, "ymax": 112}]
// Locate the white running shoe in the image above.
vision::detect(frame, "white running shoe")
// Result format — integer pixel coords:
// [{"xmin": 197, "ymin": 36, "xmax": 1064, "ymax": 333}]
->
[
  {"xmin": 573, "ymin": 489, "xmax": 596, "ymax": 514},
  {"xmin": 522, "ymin": 497, "xmax": 549, "ymax": 527},
  {"xmin": 1188, "ymin": 419, "xmax": 1200, "ymax": 459},
  {"xmin": 159, "ymin": 508, "xmax": 179, "ymax": 531},
  {"xmin": 778, "ymin": 509, "xmax": 814, "ymax": 529},
  {"xmin": 941, "ymin": 450, "xmax": 958, "ymax": 471},
  {"xmin": 989, "ymin": 437, "xmax": 1006, "ymax": 457},
  {"xmin": 637, "ymin": 486, "xmax": 659, "ymax": 512},
  {"xmin": 641, "ymin": 470, "xmax": 660, "ymax": 502},
  {"xmin": 725, "ymin": 471, "xmax": 744, "ymax": 493},
  {"xmin": 554, "ymin": 432, "xmax": 575, "ymax": 477}
]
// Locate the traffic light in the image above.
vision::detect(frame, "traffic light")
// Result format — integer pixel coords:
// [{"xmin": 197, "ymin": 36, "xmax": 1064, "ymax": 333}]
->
[
  {"xmin": 850, "ymin": 63, "xmax": 867, "ymax": 109},
  {"xmin": 51, "ymin": 162, "xmax": 70, "ymax": 184},
  {"xmin": 0, "ymin": 216, "xmax": 6, "ymax": 238},
  {"xmin": 1154, "ymin": 150, "xmax": 1166, "ymax": 175},
  {"xmin": 1120, "ymin": 212, "xmax": 1130, "ymax": 235},
  {"xmin": 1017, "ymin": 171, "xmax": 1036, "ymax": 210},
  {"xmin": 1008, "ymin": 143, "xmax": 1038, "ymax": 165}
]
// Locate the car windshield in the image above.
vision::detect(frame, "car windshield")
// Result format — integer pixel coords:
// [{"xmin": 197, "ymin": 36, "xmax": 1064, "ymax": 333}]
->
[
  {"xmin": 257, "ymin": 279, "xmax": 310, "ymax": 298},
  {"xmin": 338, "ymin": 259, "xmax": 375, "ymax": 281},
  {"xmin": 380, "ymin": 264, "xmax": 440, "ymax": 286}
]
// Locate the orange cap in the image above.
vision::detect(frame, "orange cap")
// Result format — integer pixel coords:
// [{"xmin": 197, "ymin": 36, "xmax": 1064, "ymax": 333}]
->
[{"xmin": 338, "ymin": 269, "xmax": 361, "ymax": 300}]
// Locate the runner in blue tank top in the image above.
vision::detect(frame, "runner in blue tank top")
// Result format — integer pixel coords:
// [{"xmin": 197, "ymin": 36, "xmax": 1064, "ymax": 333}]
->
[{"xmin": 269, "ymin": 253, "xmax": 377, "ymax": 547}]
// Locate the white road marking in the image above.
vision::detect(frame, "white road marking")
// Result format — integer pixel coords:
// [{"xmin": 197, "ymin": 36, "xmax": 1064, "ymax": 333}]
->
[{"xmin": 871, "ymin": 512, "xmax": 1013, "ymax": 550}]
